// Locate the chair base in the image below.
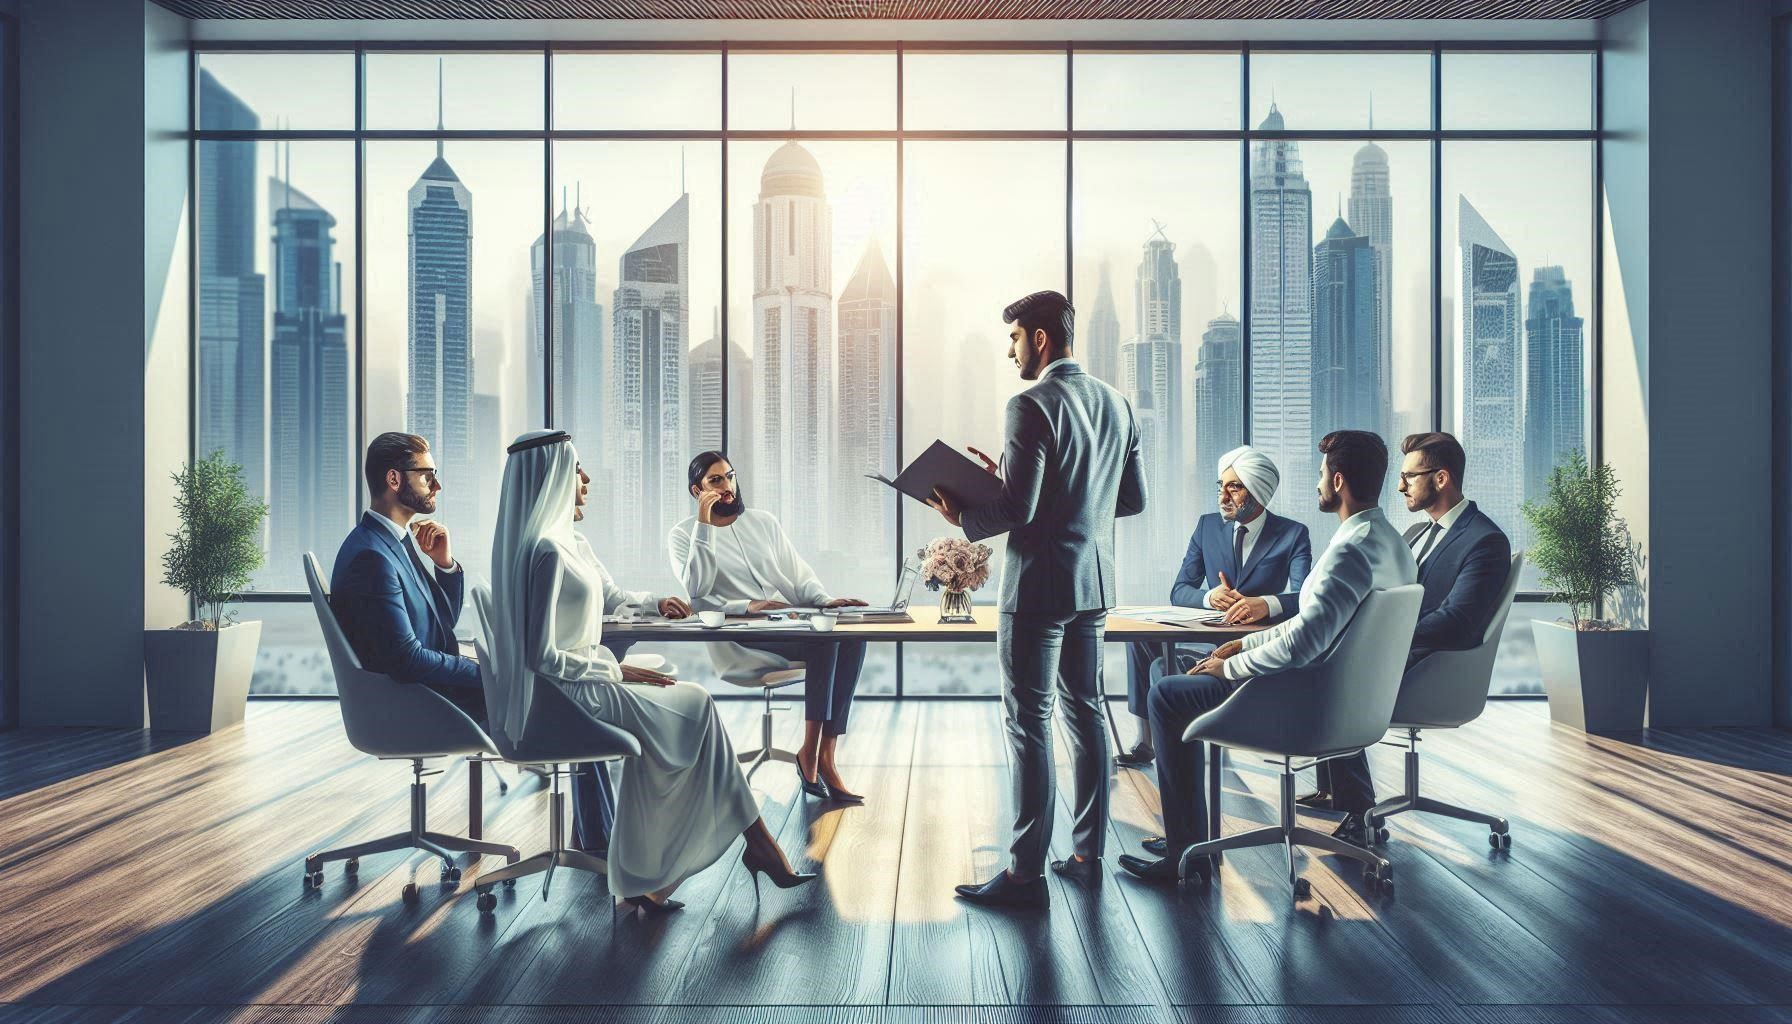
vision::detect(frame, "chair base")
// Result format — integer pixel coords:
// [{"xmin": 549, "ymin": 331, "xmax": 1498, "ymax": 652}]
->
[
  {"xmin": 1177, "ymin": 754, "xmax": 1393, "ymax": 903},
  {"xmin": 736, "ymin": 685, "xmax": 803, "ymax": 779},
  {"xmin": 1366, "ymin": 730, "xmax": 1510, "ymax": 848},
  {"xmin": 473, "ymin": 764, "xmax": 609, "ymax": 911},
  {"xmin": 304, "ymin": 759, "xmax": 521, "ymax": 891}
]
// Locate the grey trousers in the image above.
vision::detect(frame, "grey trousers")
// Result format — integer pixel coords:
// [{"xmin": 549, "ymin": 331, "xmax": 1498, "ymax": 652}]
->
[{"xmin": 999, "ymin": 608, "xmax": 1110, "ymax": 877}]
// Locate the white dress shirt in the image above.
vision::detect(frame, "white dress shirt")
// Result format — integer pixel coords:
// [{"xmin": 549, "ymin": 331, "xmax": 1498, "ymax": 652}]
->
[
  {"xmin": 570, "ymin": 532, "xmax": 660, "ymax": 615},
  {"xmin": 1204, "ymin": 511, "xmax": 1283, "ymax": 619},
  {"xmin": 1411, "ymin": 496, "xmax": 1470, "ymax": 566},
  {"xmin": 366, "ymin": 508, "xmax": 461, "ymax": 575},
  {"xmin": 1224, "ymin": 506, "xmax": 1417, "ymax": 681},
  {"xmin": 668, "ymin": 509, "xmax": 834, "ymax": 683}
]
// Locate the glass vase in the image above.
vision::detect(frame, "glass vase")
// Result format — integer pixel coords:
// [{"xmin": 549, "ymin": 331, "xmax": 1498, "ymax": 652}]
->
[{"xmin": 938, "ymin": 587, "xmax": 975, "ymax": 624}]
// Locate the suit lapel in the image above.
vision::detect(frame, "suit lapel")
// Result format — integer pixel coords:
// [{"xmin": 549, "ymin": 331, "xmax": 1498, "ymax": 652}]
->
[
  {"xmin": 1237, "ymin": 513, "xmax": 1277, "ymax": 583},
  {"xmin": 365, "ymin": 514, "xmax": 452, "ymax": 640},
  {"xmin": 1423, "ymin": 501, "xmax": 1478, "ymax": 572}
]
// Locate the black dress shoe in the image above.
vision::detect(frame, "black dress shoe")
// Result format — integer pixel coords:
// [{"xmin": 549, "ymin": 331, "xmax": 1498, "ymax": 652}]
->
[
  {"xmin": 1296, "ymin": 790, "xmax": 1335, "ymax": 810},
  {"xmin": 1140, "ymin": 835, "xmax": 1168, "ymax": 857},
  {"xmin": 1120, "ymin": 853, "xmax": 1213, "ymax": 885},
  {"xmin": 1113, "ymin": 742, "xmax": 1156, "ymax": 768},
  {"xmin": 954, "ymin": 871, "xmax": 1049, "ymax": 909},
  {"xmin": 1050, "ymin": 856, "xmax": 1101, "ymax": 883}
]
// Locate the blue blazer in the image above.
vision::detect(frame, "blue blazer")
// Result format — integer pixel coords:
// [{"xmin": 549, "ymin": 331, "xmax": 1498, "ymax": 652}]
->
[
  {"xmin": 1401, "ymin": 500, "xmax": 1513, "ymax": 663},
  {"xmin": 1168, "ymin": 511, "xmax": 1312, "ymax": 620},
  {"xmin": 329, "ymin": 511, "xmax": 477, "ymax": 691}
]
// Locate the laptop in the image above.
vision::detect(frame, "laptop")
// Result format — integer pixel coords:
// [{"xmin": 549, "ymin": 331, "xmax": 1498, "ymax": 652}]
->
[{"xmin": 787, "ymin": 560, "xmax": 921, "ymax": 619}]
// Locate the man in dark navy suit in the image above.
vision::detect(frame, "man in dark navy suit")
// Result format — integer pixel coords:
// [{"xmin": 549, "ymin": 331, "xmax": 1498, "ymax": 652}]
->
[
  {"xmin": 1114, "ymin": 445, "xmax": 1312, "ymax": 768},
  {"xmin": 1309, "ymin": 431, "xmax": 1512, "ymax": 840}
]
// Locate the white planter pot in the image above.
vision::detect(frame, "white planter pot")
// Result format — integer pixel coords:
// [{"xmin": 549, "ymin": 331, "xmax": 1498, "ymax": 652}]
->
[
  {"xmin": 143, "ymin": 620, "xmax": 262, "ymax": 733},
  {"xmin": 1531, "ymin": 619, "xmax": 1649, "ymax": 734}
]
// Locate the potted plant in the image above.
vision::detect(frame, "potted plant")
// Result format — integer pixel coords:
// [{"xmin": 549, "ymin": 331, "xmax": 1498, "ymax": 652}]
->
[
  {"xmin": 1521, "ymin": 450, "xmax": 1647, "ymax": 734},
  {"xmin": 919, "ymin": 537, "xmax": 993, "ymax": 624},
  {"xmin": 145, "ymin": 450, "xmax": 269, "ymax": 732}
]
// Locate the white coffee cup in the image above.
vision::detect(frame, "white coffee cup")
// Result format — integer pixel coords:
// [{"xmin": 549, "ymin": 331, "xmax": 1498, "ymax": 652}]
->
[
  {"xmin": 808, "ymin": 612, "xmax": 838, "ymax": 632},
  {"xmin": 697, "ymin": 610, "xmax": 727, "ymax": 628}
]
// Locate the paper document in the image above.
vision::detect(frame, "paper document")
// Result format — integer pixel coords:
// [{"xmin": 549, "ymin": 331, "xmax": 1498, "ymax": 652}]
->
[
  {"xmin": 867, "ymin": 440, "xmax": 1005, "ymax": 509},
  {"xmin": 1112, "ymin": 605, "xmax": 1228, "ymax": 625}
]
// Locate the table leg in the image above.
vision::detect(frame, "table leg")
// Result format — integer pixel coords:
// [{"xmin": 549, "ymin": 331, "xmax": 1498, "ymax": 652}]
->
[{"xmin": 468, "ymin": 757, "xmax": 483, "ymax": 842}]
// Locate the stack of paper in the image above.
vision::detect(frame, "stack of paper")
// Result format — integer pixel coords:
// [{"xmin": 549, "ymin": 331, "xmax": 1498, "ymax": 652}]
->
[{"xmin": 1111, "ymin": 605, "xmax": 1228, "ymax": 625}]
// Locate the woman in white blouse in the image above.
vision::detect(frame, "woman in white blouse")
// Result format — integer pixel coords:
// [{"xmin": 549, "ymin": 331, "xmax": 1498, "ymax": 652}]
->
[
  {"xmin": 668, "ymin": 451, "xmax": 869, "ymax": 802},
  {"xmin": 487, "ymin": 430, "xmax": 815, "ymax": 914}
]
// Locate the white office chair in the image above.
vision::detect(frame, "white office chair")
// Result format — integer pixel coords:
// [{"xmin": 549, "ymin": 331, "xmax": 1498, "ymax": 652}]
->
[
  {"xmin": 300, "ymin": 553, "xmax": 519, "ymax": 903},
  {"xmin": 1181, "ymin": 585, "xmax": 1424, "ymax": 903},
  {"xmin": 709, "ymin": 651, "xmax": 807, "ymax": 778},
  {"xmin": 1367, "ymin": 553, "xmax": 1525, "ymax": 849}
]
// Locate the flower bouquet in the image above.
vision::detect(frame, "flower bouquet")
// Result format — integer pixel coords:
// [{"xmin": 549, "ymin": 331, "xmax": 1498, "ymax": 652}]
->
[{"xmin": 918, "ymin": 537, "xmax": 993, "ymax": 624}]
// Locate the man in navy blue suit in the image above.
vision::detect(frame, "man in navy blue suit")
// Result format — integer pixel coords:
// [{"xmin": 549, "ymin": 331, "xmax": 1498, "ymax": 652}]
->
[
  {"xmin": 1309, "ymin": 431, "xmax": 1512, "ymax": 841},
  {"xmin": 1115, "ymin": 445, "xmax": 1312, "ymax": 768}
]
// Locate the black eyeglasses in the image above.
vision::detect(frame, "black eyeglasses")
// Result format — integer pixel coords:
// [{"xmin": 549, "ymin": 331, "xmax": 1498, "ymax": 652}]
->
[
  {"xmin": 1397, "ymin": 468, "xmax": 1441, "ymax": 482},
  {"xmin": 1215, "ymin": 480, "xmax": 1248, "ymax": 495},
  {"xmin": 399, "ymin": 467, "xmax": 440, "ymax": 485}
]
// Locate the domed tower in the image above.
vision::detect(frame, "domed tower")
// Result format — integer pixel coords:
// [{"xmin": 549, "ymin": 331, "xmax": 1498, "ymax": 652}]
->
[
  {"xmin": 1350, "ymin": 110, "xmax": 1394, "ymax": 434},
  {"xmin": 752, "ymin": 139, "xmax": 835, "ymax": 547}
]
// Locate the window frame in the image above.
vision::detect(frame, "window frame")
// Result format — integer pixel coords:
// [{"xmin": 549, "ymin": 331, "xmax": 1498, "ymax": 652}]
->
[{"xmin": 188, "ymin": 40, "xmax": 1602, "ymax": 700}]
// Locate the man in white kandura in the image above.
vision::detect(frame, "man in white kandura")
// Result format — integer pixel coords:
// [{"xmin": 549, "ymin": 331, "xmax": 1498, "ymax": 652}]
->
[{"xmin": 484, "ymin": 430, "xmax": 815, "ymax": 915}]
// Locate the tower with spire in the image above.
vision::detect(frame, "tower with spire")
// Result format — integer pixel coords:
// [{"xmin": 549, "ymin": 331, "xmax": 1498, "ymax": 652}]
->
[
  {"xmin": 1312, "ymin": 210, "xmax": 1383, "ymax": 441},
  {"xmin": 834, "ymin": 239, "xmax": 897, "ymax": 565},
  {"xmin": 1249, "ymin": 101, "xmax": 1316, "ymax": 529},
  {"xmin": 532, "ymin": 182, "xmax": 605, "ymax": 543},
  {"xmin": 406, "ymin": 59, "xmax": 475, "ymax": 531},
  {"xmin": 1085, "ymin": 260, "xmax": 1121, "ymax": 386},
  {"xmin": 1349, "ymin": 96, "xmax": 1395, "ymax": 442},
  {"xmin": 1119, "ymin": 222, "xmax": 1186, "ymax": 599}
]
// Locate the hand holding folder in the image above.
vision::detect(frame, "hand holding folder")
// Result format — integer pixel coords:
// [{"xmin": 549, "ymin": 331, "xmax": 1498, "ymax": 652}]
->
[{"xmin": 866, "ymin": 440, "xmax": 1005, "ymax": 510}]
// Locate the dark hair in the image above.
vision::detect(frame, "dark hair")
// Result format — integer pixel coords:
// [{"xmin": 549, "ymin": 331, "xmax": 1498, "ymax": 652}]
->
[
  {"xmin": 364, "ymin": 432, "xmax": 430, "ymax": 496},
  {"xmin": 1003, "ymin": 290, "xmax": 1075, "ymax": 353},
  {"xmin": 1318, "ymin": 430, "xmax": 1389, "ymax": 503},
  {"xmin": 687, "ymin": 450, "xmax": 730, "ymax": 492},
  {"xmin": 1401, "ymin": 431, "xmax": 1467, "ymax": 486}
]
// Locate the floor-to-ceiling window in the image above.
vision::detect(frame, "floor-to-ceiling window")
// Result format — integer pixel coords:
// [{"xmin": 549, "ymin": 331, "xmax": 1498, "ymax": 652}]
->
[{"xmin": 191, "ymin": 42, "xmax": 1599, "ymax": 698}]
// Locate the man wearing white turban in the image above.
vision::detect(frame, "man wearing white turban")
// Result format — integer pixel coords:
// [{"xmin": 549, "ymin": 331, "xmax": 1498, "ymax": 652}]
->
[{"xmin": 1115, "ymin": 444, "xmax": 1313, "ymax": 771}]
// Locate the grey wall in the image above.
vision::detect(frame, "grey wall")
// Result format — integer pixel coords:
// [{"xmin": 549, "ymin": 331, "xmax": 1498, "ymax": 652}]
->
[
  {"xmin": 1778, "ymin": 10, "xmax": 1792, "ymax": 729},
  {"xmin": 1602, "ymin": 0, "xmax": 1777, "ymax": 728},
  {"xmin": 17, "ymin": 0, "xmax": 189, "ymax": 727}
]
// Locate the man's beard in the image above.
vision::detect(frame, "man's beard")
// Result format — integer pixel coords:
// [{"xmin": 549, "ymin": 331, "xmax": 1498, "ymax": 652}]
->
[
  {"xmin": 1317, "ymin": 487, "xmax": 1341, "ymax": 514},
  {"xmin": 399, "ymin": 483, "xmax": 436, "ymax": 515},
  {"xmin": 1221, "ymin": 495, "xmax": 1263, "ymax": 522},
  {"xmin": 714, "ymin": 492, "xmax": 747, "ymax": 518},
  {"xmin": 1405, "ymin": 486, "xmax": 1437, "ymax": 514}
]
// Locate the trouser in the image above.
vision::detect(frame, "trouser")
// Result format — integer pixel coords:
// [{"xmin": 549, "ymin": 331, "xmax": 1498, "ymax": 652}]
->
[
  {"xmin": 1148, "ymin": 672, "xmax": 1242, "ymax": 853},
  {"xmin": 1317, "ymin": 751, "xmax": 1376, "ymax": 814},
  {"xmin": 735, "ymin": 639, "xmax": 867, "ymax": 736},
  {"xmin": 1000, "ymin": 608, "xmax": 1109, "ymax": 877},
  {"xmin": 1124, "ymin": 641, "xmax": 1213, "ymax": 719}
]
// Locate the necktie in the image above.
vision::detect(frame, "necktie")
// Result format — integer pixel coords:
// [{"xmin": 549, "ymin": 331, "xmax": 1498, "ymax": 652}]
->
[
  {"xmin": 403, "ymin": 532, "xmax": 449, "ymax": 621},
  {"xmin": 1234, "ymin": 523, "xmax": 1248, "ymax": 575},
  {"xmin": 1414, "ymin": 522, "xmax": 1443, "ymax": 564}
]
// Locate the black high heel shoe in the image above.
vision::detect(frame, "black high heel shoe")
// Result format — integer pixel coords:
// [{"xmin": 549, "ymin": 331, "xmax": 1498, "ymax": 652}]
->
[
  {"xmin": 741, "ymin": 847, "xmax": 818, "ymax": 896},
  {"xmin": 794, "ymin": 760, "xmax": 830, "ymax": 799},
  {"xmin": 622, "ymin": 894, "xmax": 685, "ymax": 916}
]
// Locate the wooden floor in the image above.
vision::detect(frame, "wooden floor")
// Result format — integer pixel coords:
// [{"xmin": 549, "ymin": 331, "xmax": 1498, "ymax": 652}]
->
[{"xmin": 1, "ymin": 699, "xmax": 1791, "ymax": 1024}]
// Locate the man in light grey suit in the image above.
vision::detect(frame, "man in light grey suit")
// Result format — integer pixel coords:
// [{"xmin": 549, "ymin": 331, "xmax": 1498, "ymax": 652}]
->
[
  {"xmin": 927, "ymin": 289, "xmax": 1147, "ymax": 909},
  {"xmin": 1119, "ymin": 429, "xmax": 1418, "ymax": 885}
]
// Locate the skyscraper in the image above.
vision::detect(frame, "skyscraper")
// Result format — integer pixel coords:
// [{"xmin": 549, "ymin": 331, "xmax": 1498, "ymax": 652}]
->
[
  {"xmin": 1085, "ymin": 261, "xmax": 1122, "ymax": 387},
  {"xmin": 834, "ymin": 239, "xmax": 897, "ymax": 567},
  {"xmin": 752, "ymin": 141, "xmax": 834, "ymax": 549},
  {"xmin": 197, "ymin": 71, "xmax": 266, "ymax": 504},
  {"xmin": 1349, "ymin": 135, "xmax": 1395, "ymax": 429},
  {"xmin": 611, "ymin": 191, "xmax": 690, "ymax": 569},
  {"xmin": 533, "ymin": 188, "xmax": 605, "ymax": 466},
  {"xmin": 1524, "ymin": 265, "xmax": 1585, "ymax": 509},
  {"xmin": 266, "ymin": 173, "xmax": 349, "ymax": 585},
  {"xmin": 1459, "ymin": 196, "xmax": 1523, "ymax": 537},
  {"xmin": 1120, "ymin": 227, "xmax": 1184, "ymax": 597},
  {"xmin": 405, "ymin": 123, "xmax": 474, "ymax": 530},
  {"xmin": 687, "ymin": 309, "xmax": 752, "ymax": 459},
  {"xmin": 1312, "ymin": 215, "xmax": 1384, "ymax": 441},
  {"xmin": 1193, "ymin": 311, "xmax": 1243, "ymax": 491},
  {"xmin": 1249, "ymin": 104, "xmax": 1316, "ymax": 521}
]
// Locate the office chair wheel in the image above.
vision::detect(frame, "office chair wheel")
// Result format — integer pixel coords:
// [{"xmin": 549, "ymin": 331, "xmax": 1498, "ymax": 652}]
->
[
  {"xmin": 477, "ymin": 890, "xmax": 497, "ymax": 914},
  {"xmin": 304, "ymin": 869, "xmax": 324, "ymax": 889},
  {"xmin": 1373, "ymin": 826, "xmax": 1390, "ymax": 845},
  {"xmin": 1488, "ymin": 830, "xmax": 1512, "ymax": 850},
  {"xmin": 1364, "ymin": 863, "xmax": 1394, "ymax": 894},
  {"xmin": 401, "ymin": 883, "xmax": 420, "ymax": 905},
  {"xmin": 441, "ymin": 863, "xmax": 462, "ymax": 885},
  {"xmin": 343, "ymin": 858, "xmax": 358, "ymax": 875},
  {"xmin": 1292, "ymin": 878, "xmax": 1312, "ymax": 901},
  {"xmin": 504, "ymin": 878, "xmax": 517, "ymax": 888}
]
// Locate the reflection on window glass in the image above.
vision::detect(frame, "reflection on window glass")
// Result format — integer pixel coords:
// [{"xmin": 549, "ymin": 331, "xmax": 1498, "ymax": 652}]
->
[
  {"xmin": 365, "ymin": 52, "xmax": 545, "ymax": 130},
  {"xmin": 904, "ymin": 52, "xmax": 1066, "ymax": 130},
  {"xmin": 1249, "ymin": 52, "xmax": 1431, "ymax": 130},
  {"xmin": 553, "ymin": 51, "xmax": 721, "ymax": 130},
  {"xmin": 1442, "ymin": 142, "xmax": 1592, "ymax": 587},
  {"xmin": 1073, "ymin": 51, "xmax": 1241, "ymax": 131},
  {"xmin": 728, "ymin": 52, "xmax": 896, "ymax": 131},
  {"xmin": 197, "ymin": 126, "xmax": 356, "ymax": 591},
  {"xmin": 199, "ymin": 53, "xmax": 355, "ymax": 131},
  {"xmin": 364, "ymin": 142, "xmax": 544, "ymax": 595},
  {"xmin": 903, "ymin": 142, "xmax": 1063, "ymax": 694},
  {"xmin": 1443, "ymin": 52, "xmax": 1594, "ymax": 131},
  {"xmin": 1073, "ymin": 141, "xmax": 1240, "ymax": 604},
  {"xmin": 726, "ymin": 141, "xmax": 898, "ymax": 604},
  {"xmin": 553, "ymin": 142, "xmax": 721, "ymax": 601},
  {"xmin": 237, "ymin": 601, "xmax": 336, "ymax": 696},
  {"xmin": 1489, "ymin": 601, "xmax": 1562, "ymax": 696}
]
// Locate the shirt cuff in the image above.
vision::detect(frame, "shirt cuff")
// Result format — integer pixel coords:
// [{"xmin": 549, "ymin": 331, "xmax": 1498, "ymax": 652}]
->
[
  {"xmin": 1221, "ymin": 657, "xmax": 1246, "ymax": 681},
  {"xmin": 1263, "ymin": 595, "xmax": 1282, "ymax": 618},
  {"xmin": 1204, "ymin": 589, "xmax": 1219, "ymax": 610},
  {"xmin": 724, "ymin": 598, "xmax": 751, "ymax": 616},
  {"xmin": 435, "ymin": 560, "xmax": 462, "ymax": 576}
]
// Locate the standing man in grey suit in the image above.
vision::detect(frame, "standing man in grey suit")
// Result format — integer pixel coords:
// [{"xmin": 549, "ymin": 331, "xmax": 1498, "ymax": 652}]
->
[{"xmin": 927, "ymin": 289, "xmax": 1147, "ymax": 909}]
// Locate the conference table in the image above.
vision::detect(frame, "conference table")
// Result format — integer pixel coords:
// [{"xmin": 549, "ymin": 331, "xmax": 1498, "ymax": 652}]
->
[{"xmin": 601, "ymin": 605, "xmax": 1268, "ymax": 842}]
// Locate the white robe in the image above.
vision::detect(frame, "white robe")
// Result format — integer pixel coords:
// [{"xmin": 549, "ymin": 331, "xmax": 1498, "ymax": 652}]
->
[
  {"xmin": 667, "ymin": 509, "xmax": 833, "ymax": 684},
  {"xmin": 525, "ymin": 538, "xmax": 759, "ymax": 898}
]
